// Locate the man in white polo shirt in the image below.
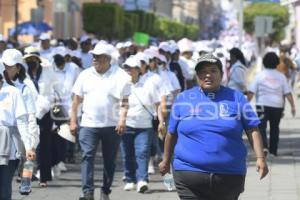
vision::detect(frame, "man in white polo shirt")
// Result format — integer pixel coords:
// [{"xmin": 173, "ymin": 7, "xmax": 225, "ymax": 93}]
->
[{"xmin": 70, "ymin": 43, "xmax": 131, "ymax": 200}]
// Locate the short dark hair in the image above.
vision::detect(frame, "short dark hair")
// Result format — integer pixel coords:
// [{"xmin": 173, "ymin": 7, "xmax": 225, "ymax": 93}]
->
[{"xmin": 263, "ymin": 52, "xmax": 279, "ymax": 69}]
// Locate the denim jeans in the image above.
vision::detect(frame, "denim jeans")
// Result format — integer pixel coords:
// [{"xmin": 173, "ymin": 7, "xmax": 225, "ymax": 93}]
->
[
  {"xmin": 79, "ymin": 127, "xmax": 120, "ymax": 196},
  {"xmin": 120, "ymin": 127, "xmax": 153, "ymax": 183},
  {"xmin": 0, "ymin": 160, "xmax": 19, "ymax": 200}
]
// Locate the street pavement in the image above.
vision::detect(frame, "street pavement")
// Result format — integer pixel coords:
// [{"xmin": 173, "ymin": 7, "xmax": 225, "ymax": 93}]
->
[{"xmin": 12, "ymin": 91, "xmax": 300, "ymax": 200}]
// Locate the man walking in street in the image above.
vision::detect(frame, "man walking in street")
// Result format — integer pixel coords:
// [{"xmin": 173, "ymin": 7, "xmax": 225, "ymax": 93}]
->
[{"xmin": 70, "ymin": 43, "xmax": 131, "ymax": 200}]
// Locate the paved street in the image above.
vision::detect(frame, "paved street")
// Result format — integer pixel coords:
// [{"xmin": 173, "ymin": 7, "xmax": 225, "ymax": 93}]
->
[{"xmin": 12, "ymin": 93, "xmax": 300, "ymax": 200}]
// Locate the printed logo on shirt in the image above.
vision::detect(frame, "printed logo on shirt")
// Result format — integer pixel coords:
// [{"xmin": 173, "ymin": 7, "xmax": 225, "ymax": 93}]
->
[{"xmin": 219, "ymin": 103, "xmax": 230, "ymax": 117}]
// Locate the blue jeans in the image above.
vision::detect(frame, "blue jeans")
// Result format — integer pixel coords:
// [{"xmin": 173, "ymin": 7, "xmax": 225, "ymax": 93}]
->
[
  {"xmin": 120, "ymin": 127, "xmax": 153, "ymax": 183},
  {"xmin": 0, "ymin": 160, "xmax": 19, "ymax": 200},
  {"xmin": 79, "ymin": 127, "xmax": 120, "ymax": 195}
]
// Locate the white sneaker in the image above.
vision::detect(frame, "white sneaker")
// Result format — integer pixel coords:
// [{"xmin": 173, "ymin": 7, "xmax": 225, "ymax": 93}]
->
[
  {"xmin": 57, "ymin": 161, "xmax": 67, "ymax": 172},
  {"xmin": 35, "ymin": 170, "xmax": 40, "ymax": 180},
  {"xmin": 52, "ymin": 165, "xmax": 61, "ymax": 178},
  {"xmin": 137, "ymin": 181, "xmax": 148, "ymax": 193},
  {"xmin": 100, "ymin": 191, "xmax": 110, "ymax": 200},
  {"xmin": 123, "ymin": 183, "xmax": 136, "ymax": 191},
  {"xmin": 148, "ymin": 157, "xmax": 155, "ymax": 174}
]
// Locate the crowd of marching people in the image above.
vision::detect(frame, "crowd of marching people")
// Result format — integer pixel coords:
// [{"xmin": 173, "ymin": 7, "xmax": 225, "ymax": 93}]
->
[{"xmin": 0, "ymin": 32, "xmax": 298, "ymax": 200}]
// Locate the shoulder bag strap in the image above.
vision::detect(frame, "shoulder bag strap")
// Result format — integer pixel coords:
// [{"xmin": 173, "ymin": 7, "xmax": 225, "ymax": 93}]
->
[{"xmin": 132, "ymin": 90, "xmax": 154, "ymax": 118}]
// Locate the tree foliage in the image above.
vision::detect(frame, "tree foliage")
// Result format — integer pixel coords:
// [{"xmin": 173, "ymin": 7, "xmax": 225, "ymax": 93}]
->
[
  {"xmin": 244, "ymin": 2, "xmax": 289, "ymax": 42},
  {"xmin": 82, "ymin": 3, "xmax": 199, "ymax": 41}
]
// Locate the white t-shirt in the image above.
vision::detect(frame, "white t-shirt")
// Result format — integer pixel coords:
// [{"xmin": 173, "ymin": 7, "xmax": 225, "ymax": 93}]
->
[
  {"xmin": 0, "ymin": 82, "xmax": 27, "ymax": 126},
  {"xmin": 72, "ymin": 65, "xmax": 131, "ymax": 127},
  {"xmin": 142, "ymin": 71, "xmax": 170, "ymax": 97},
  {"xmin": 248, "ymin": 69, "xmax": 292, "ymax": 108},
  {"xmin": 158, "ymin": 69, "xmax": 181, "ymax": 105},
  {"xmin": 180, "ymin": 56, "xmax": 196, "ymax": 80},
  {"xmin": 126, "ymin": 77, "xmax": 160, "ymax": 128},
  {"xmin": 40, "ymin": 47, "xmax": 54, "ymax": 62},
  {"xmin": 80, "ymin": 51, "xmax": 93, "ymax": 69},
  {"xmin": 178, "ymin": 57, "xmax": 194, "ymax": 80},
  {"xmin": 52, "ymin": 62, "xmax": 79, "ymax": 116},
  {"xmin": 14, "ymin": 80, "xmax": 36, "ymax": 115}
]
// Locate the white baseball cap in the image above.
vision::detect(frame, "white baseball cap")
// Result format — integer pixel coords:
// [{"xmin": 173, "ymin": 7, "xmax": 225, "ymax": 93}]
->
[
  {"xmin": 54, "ymin": 46, "xmax": 71, "ymax": 57},
  {"xmin": 1, "ymin": 49, "xmax": 24, "ymax": 66},
  {"xmin": 124, "ymin": 41, "xmax": 133, "ymax": 48},
  {"xmin": 39, "ymin": 33, "xmax": 51, "ymax": 40},
  {"xmin": 177, "ymin": 38, "xmax": 193, "ymax": 53},
  {"xmin": 116, "ymin": 42, "xmax": 124, "ymax": 49},
  {"xmin": 159, "ymin": 42, "xmax": 171, "ymax": 53},
  {"xmin": 122, "ymin": 55, "xmax": 140, "ymax": 68},
  {"xmin": 135, "ymin": 52, "xmax": 150, "ymax": 65},
  {"xmin": 79, "ymin": 35, "xmax": 90, "ymax": 43},
  {"xmin": 90, "ymin": 43, "xmax": 112, "ymax": 55}
]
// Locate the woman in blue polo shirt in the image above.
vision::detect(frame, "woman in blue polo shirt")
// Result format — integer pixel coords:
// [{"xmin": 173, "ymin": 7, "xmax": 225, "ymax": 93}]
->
[{"xmin": 159, "ymin": 54, "xmax": 269, "ymax": 200}]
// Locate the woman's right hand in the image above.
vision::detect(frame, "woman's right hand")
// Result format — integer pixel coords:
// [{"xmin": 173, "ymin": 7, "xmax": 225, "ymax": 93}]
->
[
  {"xmin": 159, "ymin": 160, "xmax": 171, "ymax": 176},
  {"xmin": 26, "ymin": 149, "xmax": 36, "ymax": 161},
  {"xmin": 69, "ymin": 121, "xmax": 77, "ymax": 136}
]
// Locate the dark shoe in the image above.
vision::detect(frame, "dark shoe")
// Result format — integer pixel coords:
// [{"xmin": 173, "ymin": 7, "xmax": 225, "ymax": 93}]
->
[
  {"xmin": 16, "ymin": 176, "xmax": 22, "ymax": 183},
  {"xmin": 39, "ymin": 182, "xmax": 47, "ymax": 188},
  {"xmin": 79, "ymin": 194, "xmax": 94, "ymax": 200}
]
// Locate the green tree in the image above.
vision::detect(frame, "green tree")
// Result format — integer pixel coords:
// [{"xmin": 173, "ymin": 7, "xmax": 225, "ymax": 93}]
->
[
  {"xmin": 82, "ymin": 3, "xmax": 124, "ymax": 40},
  {"xmin": 244, "ymin": 2, "xmax": 289, "ymax": 43}
]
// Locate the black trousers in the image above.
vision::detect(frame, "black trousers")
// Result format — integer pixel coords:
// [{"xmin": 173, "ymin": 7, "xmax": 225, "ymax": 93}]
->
[
  {"xmin": 256, "ymin": 105, "xmax": 283, "ymax": 156},
  {"xmin": 36, "ymin": 112, "xmax": 53, "ymax": 182},
  {"xmin": 173, "ymin": 170, "xmax": 245, "ymax": 200}
]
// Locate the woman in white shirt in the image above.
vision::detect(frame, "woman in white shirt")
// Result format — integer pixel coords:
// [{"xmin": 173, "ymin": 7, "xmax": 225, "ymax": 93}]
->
[
  {"xmin": 120, "ymin": 56, "xmax": 165, "ymax": 193},
  {"xmin": 0, "ymin": 50, "xmax": 36, "ymax": 200},
  {"xmin": 24, "ymin": 46, "xmax": 55, "ymax": 187},
  {"xmin": 248, "ymin": 52, "xmax": 296, "ymax": 156},
  {"xmin": 227, "ymin": 47, "xmax": 248, "ymax": 93}
]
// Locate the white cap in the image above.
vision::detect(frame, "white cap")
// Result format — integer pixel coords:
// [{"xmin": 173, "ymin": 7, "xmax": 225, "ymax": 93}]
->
[
  {"xmin": 124, "ymin": 41, "xmax": 133, "ymax": 48},
  {"xmin": 79, "ymin": 35, "xmax": 90, "ymax": 43},
  {"xmin": 23, "ymin": 46, "xmax": 41, "ymax": 61},
  {"xmin": 90, "ymin": 43, "xmax": 112, "ymax": 55},
  {"xmin": 122, "ymin": 55, "xmax": 140, "ymax": 68},
  {"xmin": 116, "ymin": 42, "xmax": 124, "ymax": 49},
  {"xmin": 169, "ymin": 45, "xmax": 178, "ymax": 54},
  {"xmin": 1, "ymin": 49, "xmax": 24, "ymax": 66},
  {"xmin": 54, "ymin": 46, "xmax": 70, "ymax": 57},
  {"xmin": 91, "ymin": 39, "xmax": 99, "ymax": 46},
  {"xmin": 177, "ymin": 38, "xmax": 193, "ymax": 53},
  {"xmin": 159, "ymin": 42, "xmax": 171, "ymax": 53},
  {"xmin": 39, "ymin": 33, "xmax": 51, "ymax": 40},
  {"xmin": 144, "ymin": 49, "xmax": 160, "ymax": 60},
  {"xmin": 135, "ymin": 52, "xmax": 150, "ymax": 65}
]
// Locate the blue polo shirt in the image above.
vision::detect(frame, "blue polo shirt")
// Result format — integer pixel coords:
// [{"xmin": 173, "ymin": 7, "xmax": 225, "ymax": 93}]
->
[{"xmin": 168, "ymin": 86, "xmax": 260, "ymax": 175}]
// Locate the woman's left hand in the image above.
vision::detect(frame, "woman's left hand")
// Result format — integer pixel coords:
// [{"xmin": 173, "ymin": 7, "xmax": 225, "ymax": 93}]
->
[
  {"xmin": 115, "ymin": 120, "xmax": 126, "ymax": 135},
  {"xmin": 256, "ymin": 158, "xmax": 269, "ymax": 179}
]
